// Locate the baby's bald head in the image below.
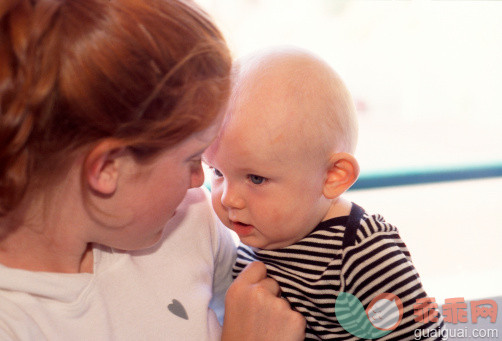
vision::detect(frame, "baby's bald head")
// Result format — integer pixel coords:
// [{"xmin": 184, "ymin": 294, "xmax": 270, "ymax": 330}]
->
[
  {"xmin": 218, "ymin": 46, "xmax": 358, "ymax": 166},
  {"xmin": 205, "ymin": 48, "xmax": 360, "ymax": 239}
]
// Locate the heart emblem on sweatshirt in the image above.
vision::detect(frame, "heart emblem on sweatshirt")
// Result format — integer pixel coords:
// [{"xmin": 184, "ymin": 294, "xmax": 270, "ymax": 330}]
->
[{"xmin": 167, "ymin": 299, "xmax": 189, "ymax": 320}]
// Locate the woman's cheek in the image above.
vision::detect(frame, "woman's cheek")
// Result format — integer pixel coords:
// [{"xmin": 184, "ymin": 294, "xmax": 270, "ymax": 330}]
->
[{"xmin": 211, "ymin": 188, "xmax": 229, "ymax": 227}]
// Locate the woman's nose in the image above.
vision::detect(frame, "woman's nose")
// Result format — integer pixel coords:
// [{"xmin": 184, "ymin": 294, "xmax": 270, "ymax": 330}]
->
[{"xmin": 190, "ymin": 162, "xmax": 205, "ymax": 188}]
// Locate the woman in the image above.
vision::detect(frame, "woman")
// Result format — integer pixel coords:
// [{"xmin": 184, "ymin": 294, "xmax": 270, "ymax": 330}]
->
[{"xmin": 0, "ymin": 0, "xmax": 305, "ymax": 339}]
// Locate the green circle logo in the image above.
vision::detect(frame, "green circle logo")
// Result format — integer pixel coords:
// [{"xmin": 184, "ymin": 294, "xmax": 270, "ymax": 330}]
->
[{"xmin": 335, "ymin": 292, "xmax": 404, "ymax": 339}]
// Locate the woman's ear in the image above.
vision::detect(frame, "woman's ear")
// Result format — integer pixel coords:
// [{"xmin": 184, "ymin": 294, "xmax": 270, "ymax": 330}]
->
[
  {"xmin": 84, "ymin": 140, "xmax": 127, "ymax": 196},
  {"xmin": 323, "ymin": 153, "xmax": 360, "ymax": 199}
]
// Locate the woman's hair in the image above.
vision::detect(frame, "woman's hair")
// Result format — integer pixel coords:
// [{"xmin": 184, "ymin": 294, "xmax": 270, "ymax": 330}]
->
[{"xmin": 0, "ymin": 0, "xmax": 232, "ymax": 216}]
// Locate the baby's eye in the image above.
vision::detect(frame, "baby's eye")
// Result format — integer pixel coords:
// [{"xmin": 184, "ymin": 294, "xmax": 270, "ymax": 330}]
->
[
  {"xmin": 212, "ymin": 168, "xmax": 223, "ymax": 177},
  {"xmin": 248, "ymin": 174, "xmax": 266, "ymax": 185}
]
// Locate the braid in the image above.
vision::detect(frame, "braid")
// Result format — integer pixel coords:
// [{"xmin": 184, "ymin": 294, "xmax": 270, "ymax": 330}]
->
[
  {"xmin": 0, "ymin": 0, "xmax": 62, "ymax": 215},
  {"xmin": 1, "ymin": 0, "xmax": 34, "ymax": 215}
]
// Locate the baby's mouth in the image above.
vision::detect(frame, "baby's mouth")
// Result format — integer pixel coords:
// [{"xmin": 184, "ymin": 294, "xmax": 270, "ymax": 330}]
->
[{"xmin": 230, "ymin": 220, "xmax": 254, "ymax": 237}]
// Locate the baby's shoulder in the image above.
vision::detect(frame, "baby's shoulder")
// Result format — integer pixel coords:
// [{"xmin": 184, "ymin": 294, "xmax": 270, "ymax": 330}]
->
[
  {"xmin": 342, "ymin": 206, "xmax": 411, "ymax": 261},
  {"xmin": 360, "ymin": 211, "xmax": 398, "ymax": 233},
  {"xmin": 351, "ymin": 208, "xmax": 401, "ymax": 246}
]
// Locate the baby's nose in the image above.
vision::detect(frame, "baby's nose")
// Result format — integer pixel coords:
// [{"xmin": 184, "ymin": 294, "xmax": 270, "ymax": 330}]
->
[{"xmin": 221, "ymin": 184, "xmax": 245, "ymax": 209}]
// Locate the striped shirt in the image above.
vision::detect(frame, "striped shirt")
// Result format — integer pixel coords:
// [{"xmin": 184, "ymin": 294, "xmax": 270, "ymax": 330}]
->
[{"xmin": 233, "ymin": 203, "xmax": 444, "ymax": 340}]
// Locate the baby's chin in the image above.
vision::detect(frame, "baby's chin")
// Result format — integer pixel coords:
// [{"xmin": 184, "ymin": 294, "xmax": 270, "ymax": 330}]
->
[{"xmin": 239, "ymin": 236, "xmax": 294, "ymax": 251}]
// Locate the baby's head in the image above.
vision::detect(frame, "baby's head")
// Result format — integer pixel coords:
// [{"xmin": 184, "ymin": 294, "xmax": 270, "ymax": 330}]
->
[{"xmin": 205, "ymin": 46, "xmax": 359, "ymax": 249}]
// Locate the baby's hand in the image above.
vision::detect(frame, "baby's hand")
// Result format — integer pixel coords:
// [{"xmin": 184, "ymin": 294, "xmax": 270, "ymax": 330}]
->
[{"xmin": 222, "ymin": 261, "xmax": 305, "ymax": 341}]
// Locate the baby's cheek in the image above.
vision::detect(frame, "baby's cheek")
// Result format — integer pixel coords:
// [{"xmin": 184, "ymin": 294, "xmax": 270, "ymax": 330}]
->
[{"xmin": 261, "ymin": 205, "xmax": 287, "ymax": 229}]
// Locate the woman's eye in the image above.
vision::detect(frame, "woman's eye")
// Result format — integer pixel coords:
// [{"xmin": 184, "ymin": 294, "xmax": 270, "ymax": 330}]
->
[
  {"xmin": 248, "ymin": 174, "xmax": 266, "ymax": 185},
  {"xmin": 212, "ymin": 168, "xmax": 223, "ymax": 177}
]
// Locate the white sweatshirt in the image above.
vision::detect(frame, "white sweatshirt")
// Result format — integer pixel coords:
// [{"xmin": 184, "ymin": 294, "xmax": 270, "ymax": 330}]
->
[{"xmin": 0, "ymin": 188, "xmax": 236, "ymax": 340}]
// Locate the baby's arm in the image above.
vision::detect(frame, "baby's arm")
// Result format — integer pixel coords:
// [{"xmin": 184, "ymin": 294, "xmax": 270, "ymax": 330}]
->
[{"xmin": 341, "ymin": 215, "xmax": 444, "ymax": 340}]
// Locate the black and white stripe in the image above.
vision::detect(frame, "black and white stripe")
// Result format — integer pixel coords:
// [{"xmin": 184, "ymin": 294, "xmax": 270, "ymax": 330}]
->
[{"xmin": 233, "ymin": 203, "xmax": 444, "ymax": 340}]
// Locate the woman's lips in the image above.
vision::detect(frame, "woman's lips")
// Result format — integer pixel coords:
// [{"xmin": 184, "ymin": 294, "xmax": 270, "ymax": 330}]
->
[{"xmin": 231, "ymin": 221, "xmax": 254, "ymax": 237}]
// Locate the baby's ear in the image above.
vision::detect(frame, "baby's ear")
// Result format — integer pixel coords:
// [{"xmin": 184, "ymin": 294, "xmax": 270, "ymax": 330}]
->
[
  {"xmin": 84, "ymin": 139, "xmax": 127, "ymax": 196},
  {"xmin": 323, "ymin": 153, "xmax": 360, "ymax": 199}
]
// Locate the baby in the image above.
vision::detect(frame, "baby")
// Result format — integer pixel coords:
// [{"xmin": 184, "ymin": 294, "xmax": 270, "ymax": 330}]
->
[{"xmin": 204, "ymin": 47, "xmax": 444, "ymax": 340}]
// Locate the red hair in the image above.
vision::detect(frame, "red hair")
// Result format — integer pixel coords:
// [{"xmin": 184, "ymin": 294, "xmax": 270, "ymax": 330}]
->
[{"xmin": 0, "ymin": 0, "xmax": 232, "ymax": 215}]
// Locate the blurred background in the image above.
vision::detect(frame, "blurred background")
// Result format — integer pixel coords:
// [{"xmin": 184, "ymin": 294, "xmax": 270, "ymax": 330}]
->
[{"xmin": 197, "ymin": 0, "xmax": 502, "ymax": 306}]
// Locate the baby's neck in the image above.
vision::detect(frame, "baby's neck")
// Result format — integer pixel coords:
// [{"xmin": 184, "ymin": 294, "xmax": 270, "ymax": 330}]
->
[{"xmin": 322, "ymin": 197, "xmax": 352, "ymax": 222}]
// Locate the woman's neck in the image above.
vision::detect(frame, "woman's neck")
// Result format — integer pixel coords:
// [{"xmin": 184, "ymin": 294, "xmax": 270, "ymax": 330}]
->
[
  {"xmin": 0, "ymin": 222, "xmax": 94, "ymax": 274},
  {"xmin": 0, "ymin": 188, "xmax": 94, "ymax": 274}
]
